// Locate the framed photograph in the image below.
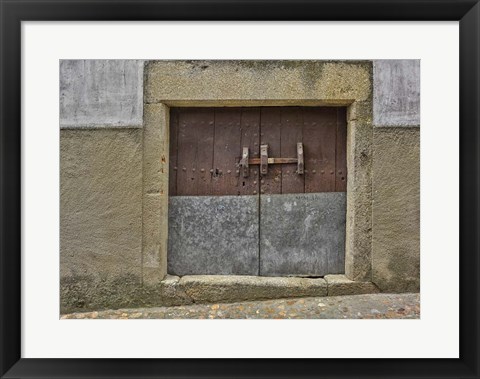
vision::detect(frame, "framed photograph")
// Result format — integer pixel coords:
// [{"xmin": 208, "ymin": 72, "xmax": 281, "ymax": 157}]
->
[{"xmin": 1, "ymin": 0, "xmax": 478, "ymax": 378}]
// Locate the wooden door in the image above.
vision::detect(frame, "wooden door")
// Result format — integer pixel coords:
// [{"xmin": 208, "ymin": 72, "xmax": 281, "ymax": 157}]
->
[{"xmin": 168, "ymin": 107, "xmax": 347, "ymax": 276}]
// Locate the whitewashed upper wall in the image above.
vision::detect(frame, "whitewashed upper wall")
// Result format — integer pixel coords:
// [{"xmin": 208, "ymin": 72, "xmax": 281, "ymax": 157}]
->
[
  {"xmin": 60, "ymin": 60, "xmax": 144, "ymax": 128},
  {"xmin": 59, "ymin": 59, "xmax": 420, "ymax": 128},
  {"xmin": 373, "ymin": 60, "xmax": 420, "ymax": 127}
]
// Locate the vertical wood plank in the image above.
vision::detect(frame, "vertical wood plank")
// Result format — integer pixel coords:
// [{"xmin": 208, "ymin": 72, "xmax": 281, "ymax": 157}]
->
[
  {"xmin": 213, "ymin": 108, "xmax": 242, "ymax": 196},
  {"xmin": 335, "ymin": 107, "xmax": 348, "ymax": 192},
  {"xmin": 260, "ymin": 108, "xmax": 282, "ymax": 194},
  {"xmin": 238, "ymin": 108, "xmax": 260, "ymax": 195},
  {"xmin": 175, "ymin": 108, "xmax": 214, "ymax": 195},
  {"xmin": 281, "ymin": 107, "xmax": 304, "ymax": 194},
  {"xmin": 195, "ymin": 109, "xmax": 215, "ymax": 195},
  {"xmin": 176, "ymin": 108, "xmax": 199, "ymax": 195},
  {"xmin": 303, "ymin": 107, "xmax": 337, "ymax": 193},
  {"xmin": 168, "ymin": 109, "xmax": 179, "ymax": 196}
]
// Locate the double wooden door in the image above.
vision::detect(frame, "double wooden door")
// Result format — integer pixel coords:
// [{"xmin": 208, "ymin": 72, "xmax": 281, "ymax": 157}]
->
[{"xmin": 168, "ymin": 107, "xmax": 347, "ymax": 277}]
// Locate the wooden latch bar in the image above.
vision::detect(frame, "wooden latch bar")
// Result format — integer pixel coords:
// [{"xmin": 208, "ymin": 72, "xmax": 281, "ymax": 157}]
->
[
  {"xmin": 297, "ymin": 142, "xmax": 304, "ymax": 174},
  {"xmin": 239, "ymin": 147, "xmax": 249, "ymax": 177},
  {"xmin": 260, "ymin": 144, "xmax": 269, "ymax": 175},
  {"xmin": 238, "ymin": 143, "xmax": 305, "ymax": 177}
]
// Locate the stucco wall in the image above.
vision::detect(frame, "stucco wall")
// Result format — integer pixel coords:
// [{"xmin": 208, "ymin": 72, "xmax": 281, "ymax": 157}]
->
[
  {"xmin": 372, "ymin": 128, "xmax": 420, "ymax": 292},
  {"xmin": 371, "ymin": 60, "xmax": 420, "ymax": 292},
  {"xmin": 60, "ymin": 129, "xmax": 143, "ymax": 310}
]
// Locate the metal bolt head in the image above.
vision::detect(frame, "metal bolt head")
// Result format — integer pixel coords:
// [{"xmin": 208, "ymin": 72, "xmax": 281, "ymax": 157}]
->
[
  {"xmin": 260, "ymin": 189, "xmax": 265, "ymax": 194},
  {"xmin": 182, "ymin": 167, "xmax": 186, "ymax": 171},
  {"xmin": 192, "ymin": 168, "xmax": 196, "ymax": 172},
  {"xmin": 174, "ymin": 167, "xmax": 178, "ymax": 171},
  {"xmin": 253, "ymin": 181, "xmax": 257, "ymax": 185},
  {"xmin": 227, "ymin": 170, "xmax": 231, "ymax": 174},
  {"xmin": 312, "ymin": 170, "xmax": 316, "ymax": 174},
  {"xmin": 210, "ymin": 169, "xmax": 214, "ymax": 173},
  {"xmin": 253, "ymin": 190, "xmax": 257, "ymax": 194},
  {"xmin": 330, "ymin": 170, "xmax": 334, "ymax": 174},
  {"xmin": 321, "ymin": 170, "xmax": 325, "ymax": 174},
  {"xmin": 200, "ymin": 168, "xmax": 205, "ymax": 173}
]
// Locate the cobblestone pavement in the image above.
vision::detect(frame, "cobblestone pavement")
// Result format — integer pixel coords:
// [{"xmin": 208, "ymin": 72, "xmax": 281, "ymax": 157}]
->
[{"xmin": 62, "ymin": 293, "xmax": 419, "ymax": 319}]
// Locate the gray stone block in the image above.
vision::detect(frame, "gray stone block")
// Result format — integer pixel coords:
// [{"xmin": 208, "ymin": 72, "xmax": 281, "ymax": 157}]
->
[
  {"xmin": 179, "ymin": 275, "xmax": 327, "ymax": 304},
  {"xmin": 168, "ymin": 196, "xmax": 260, "ymax": 276},
  {"xmin": 373, "ymin": 60, "xmax": 420, "ymax": 127},
  {"xmin": 324, "ymin": 274, "xmax": 379, "ymax": 296},
  {"xmin": 60, "ymin": 60, "xmax": 144, "ymax": 128},
  {"xmin": 259, "ymin": 193, "xmax": 346, "ymax": 277}
]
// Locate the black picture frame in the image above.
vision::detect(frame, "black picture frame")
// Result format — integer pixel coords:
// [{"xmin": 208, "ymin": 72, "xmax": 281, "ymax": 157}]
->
[{"xmin": 1, "ymin": 0, "xmax": 478, "ymax": 378}]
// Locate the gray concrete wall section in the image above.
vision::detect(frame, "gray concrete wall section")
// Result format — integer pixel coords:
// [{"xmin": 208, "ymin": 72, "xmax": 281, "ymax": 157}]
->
[
  {"xmin": 260, "ymin": 193, "xmax": 346, "ymax": 277},
  {"xmin": 168, "ymin": 196, "xmax": 260, "ymax": 276},
  {"xmin": 373, "ymin": 60, "xmax": 420, "ymax": 127},
  {"xmin": 60, "ymin": 60, "xmax": 144, "ymax": 128}
]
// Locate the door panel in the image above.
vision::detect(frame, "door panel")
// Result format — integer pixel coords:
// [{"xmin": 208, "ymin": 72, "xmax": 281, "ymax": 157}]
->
[
  {"xmin": 212, "ymin": 108, "xmax": 242, "ymax": 196},
  {"xmin": 168, "ymin": 107, "xmax": 347, "ymax": 277},
  {"xmin": 303, "ymin": 107, "xmax": 337, "ymax": 193},
  {"xmin": 168, "ymin": 195, "xmax": 259, "ymax": 275},
  {"xmin": 238, "ymin": 108, "xmax": 261, "ymax": 195},
  {"xmin": 259, "ymin": 108, "xmax": 282, "ymax": 194},
  {"xmin": 280, "ymin": 108, "xmax": 304, "ymax": 194},
  {"xmin": 259, "ymin": 193, "xmax": 346, "ymax": 276},
  {"xmin": 176, "ymin": 109, "xmax": 215, "ymax": 196},
  {"xmin": 335, "ymin": 108, "xmax": 348, "ymax": 191}
]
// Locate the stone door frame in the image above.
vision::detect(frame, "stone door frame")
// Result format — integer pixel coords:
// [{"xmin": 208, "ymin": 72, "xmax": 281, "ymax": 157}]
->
[{"xmin": 142, "ymin": 60, "xmax": 373, "ymax": 285}]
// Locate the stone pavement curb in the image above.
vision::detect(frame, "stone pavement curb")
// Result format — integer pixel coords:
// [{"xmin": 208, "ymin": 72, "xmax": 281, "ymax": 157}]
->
[{"xmin": 61, "ymin": 293, "xmax": 420, "ymax": 319}]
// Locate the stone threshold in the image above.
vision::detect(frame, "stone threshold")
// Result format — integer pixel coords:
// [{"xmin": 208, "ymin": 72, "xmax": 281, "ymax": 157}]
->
[{"xmin": 158, "ymin": 274, "xmax": 380, "ymax": 306}]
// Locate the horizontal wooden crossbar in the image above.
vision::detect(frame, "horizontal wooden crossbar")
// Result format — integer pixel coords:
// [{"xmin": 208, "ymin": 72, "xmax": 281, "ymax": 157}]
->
[{"xmin": 248, "ymin": 157, "xmax": 298, "ymax": 165}]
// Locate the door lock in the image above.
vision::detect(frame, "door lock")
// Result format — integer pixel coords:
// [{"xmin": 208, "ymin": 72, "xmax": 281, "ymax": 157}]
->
[{"xmin": 238, "ymin": 143, "xmax": 304, "ymax": 177}]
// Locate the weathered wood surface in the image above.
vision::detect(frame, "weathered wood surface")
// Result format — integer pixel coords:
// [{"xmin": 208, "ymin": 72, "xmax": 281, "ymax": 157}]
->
[
  {"xmin": 336, "ymin": 108, "xmax": 348, "ymax": 191},
  {"xmin": 169, "ymin": 107, "xmax": 347, "ymax": 196}
]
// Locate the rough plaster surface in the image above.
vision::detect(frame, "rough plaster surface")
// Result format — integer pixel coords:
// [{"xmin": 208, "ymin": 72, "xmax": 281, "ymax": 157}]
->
[
  {"xmin": 60, "ymin": 129, "xmax": 143, "ymax": 311},
  {"xmin": 372, "ymin": 128, "xmax": 420, "ymax": 292},
  {"xmin": 260, "ymin": 193, "xmax": 346, "ymax": 276},
  {"xmin": 146, "ymin": 60, "xmax": 371, "ymax": 105},
  {"xmin": 60, "ymin": 60, "xmax": 144, "ymax": 128},
  {"xmin": 373, "ymin": 60, "xmax": 420, "ymax": 127},
  {"xmin": 168, "ymin": 196, "xmax": 260, "ymax": 276}
]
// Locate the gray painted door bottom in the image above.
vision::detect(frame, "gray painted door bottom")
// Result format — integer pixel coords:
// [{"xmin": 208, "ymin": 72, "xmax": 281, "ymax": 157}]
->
[{"xmin": 167, "ymin": 193, "xmax": 346, "ymax": 277}]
